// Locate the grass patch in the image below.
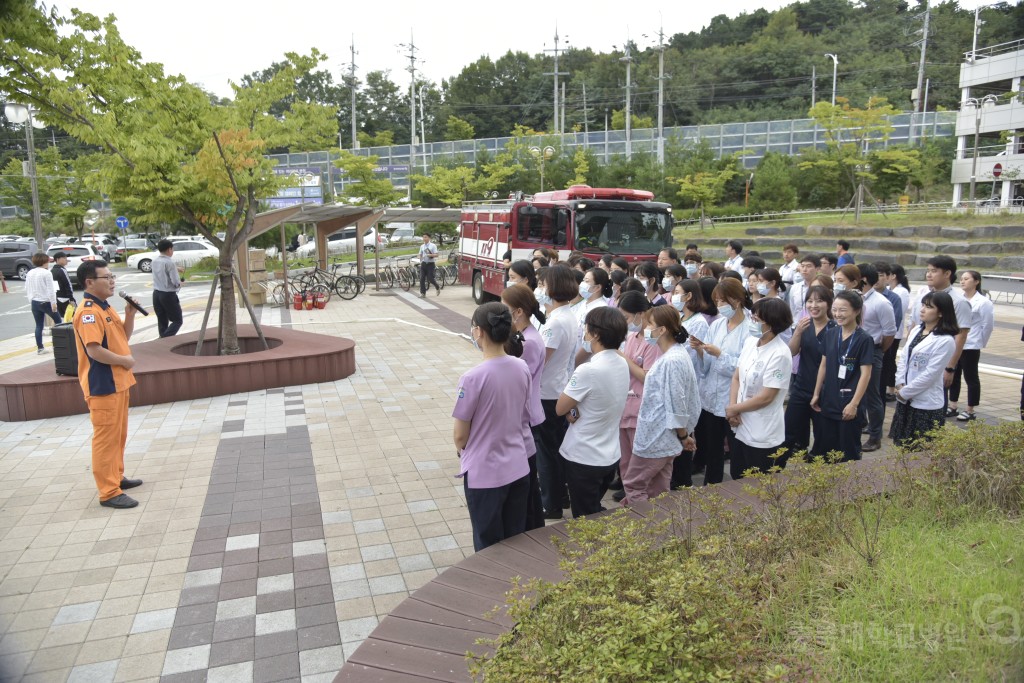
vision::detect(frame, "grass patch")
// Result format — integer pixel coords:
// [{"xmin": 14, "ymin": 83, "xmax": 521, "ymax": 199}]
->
[
  {"xmin": 471, "ymin": 423, "xmax": 1024, "ymax": 682},
  {"xmin": 767, "ymin": 501, "xmax": 1024, "ymax": 682}
]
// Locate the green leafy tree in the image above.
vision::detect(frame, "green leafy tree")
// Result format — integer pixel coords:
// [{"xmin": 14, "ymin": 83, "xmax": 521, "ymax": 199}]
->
[
  {"xmin": 0, "ymin": 145, "xmax": 102, "ymax": 238},
  {"xmin": 333, "ymin": 150, "xmax": 405, "ymax": 206},
  {"xmin": 1, "ymin": 7, "xmax": 337, "ymax": 354},
  {"xmin": 801, "ymin": 97, "xmax": 920, "ymax": 202},
  {"xmin": 443, "ymin": 115, "xmax": 475, "ymax": 142},
  {"xmin": 610, "ymin": 109, "xmax": 655, "ymax": 131},
  {"xmin": 749, "ymin": 152, "xmax": 797, "ymax": 213}
]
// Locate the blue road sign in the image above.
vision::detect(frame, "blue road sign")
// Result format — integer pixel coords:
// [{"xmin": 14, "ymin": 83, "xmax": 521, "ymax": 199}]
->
[{"xmin": 115, "ymin": 216, "xmax": 129, "ymax": 230}]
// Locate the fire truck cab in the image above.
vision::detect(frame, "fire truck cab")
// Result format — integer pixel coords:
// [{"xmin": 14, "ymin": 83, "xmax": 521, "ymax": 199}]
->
[{"xmin": 457, "ymin": 185, "xmax": 674, "ymax": 303}]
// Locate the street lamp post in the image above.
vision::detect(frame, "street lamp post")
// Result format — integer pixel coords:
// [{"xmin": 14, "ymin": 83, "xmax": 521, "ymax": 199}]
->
[
  {"xmin": 4, "ymin": 103, "xmax": 46, "ymax": 249},
  {"xmin": 530, "ymin": 146, "xmax": 555, "ymax": 193},
  {"xmin": 965, "ymin": 94, "xmax": 998, "ymax": 205},
  {"xmin": 825, "ymin": 54, "xmax": 838, "ymax": 105}
]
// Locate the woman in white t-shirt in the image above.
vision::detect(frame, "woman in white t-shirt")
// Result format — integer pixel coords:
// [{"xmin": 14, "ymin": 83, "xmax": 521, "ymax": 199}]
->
[
  {"xmin": 948, "ymin": 271, "xmax": 994, "ymax": 422},
  {"xmin": 556, "ymin": 307, "xmax": 630, "ymax": 518},
  {"xmin": 725, "ymin": 297, "xmax": 793, "ymax": 477},
  {"xmin": 25, "ymin": 251, "xmax": 61, "ymax": 354},
  {"xmin": 534, "ymin": 266, "xmax": 580, "ymax": 520},
  {"xmin": 572, "ymin": 267, "xmax": 612, "ymax": 368}
]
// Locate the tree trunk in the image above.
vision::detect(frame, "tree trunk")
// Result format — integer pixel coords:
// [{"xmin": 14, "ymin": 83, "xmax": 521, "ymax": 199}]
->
[{"xmin": 217, "ymin": 252, "xmax": 240, "ymax": 355}]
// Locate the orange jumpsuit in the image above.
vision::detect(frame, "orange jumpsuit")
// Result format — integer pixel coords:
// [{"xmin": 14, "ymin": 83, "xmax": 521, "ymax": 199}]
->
[{"xmin": 73, "ymin": 294, "xmax": 136, "ymax": 502}]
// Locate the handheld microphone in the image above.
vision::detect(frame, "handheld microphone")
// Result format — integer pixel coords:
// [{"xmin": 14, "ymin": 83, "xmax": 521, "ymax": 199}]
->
[{"xmin": 119, "ymin": 290, "xmax": 150, "ymax": 316}]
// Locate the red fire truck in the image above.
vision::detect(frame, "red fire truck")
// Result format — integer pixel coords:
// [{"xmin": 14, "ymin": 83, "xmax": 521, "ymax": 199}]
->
[{"xmin": 457, "ymin": 185, "xmax": 674, "ymax": 303}]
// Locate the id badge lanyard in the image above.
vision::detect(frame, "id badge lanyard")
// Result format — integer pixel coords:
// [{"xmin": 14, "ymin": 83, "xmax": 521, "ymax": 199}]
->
[{"xmin": 838, "ymin": 329, "xmax": 857, "ymax": 380}]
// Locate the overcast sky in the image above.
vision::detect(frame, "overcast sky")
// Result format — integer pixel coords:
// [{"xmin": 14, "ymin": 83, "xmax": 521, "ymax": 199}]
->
[{"xmin": 60, "ymin": 0, "xmax": 982, "ymax": 99}]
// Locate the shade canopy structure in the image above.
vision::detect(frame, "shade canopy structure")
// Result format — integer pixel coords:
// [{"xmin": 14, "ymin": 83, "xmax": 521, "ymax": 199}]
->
[{"xmin": 236, "ymin": 204, "xmax": 463, "ymax": 291}]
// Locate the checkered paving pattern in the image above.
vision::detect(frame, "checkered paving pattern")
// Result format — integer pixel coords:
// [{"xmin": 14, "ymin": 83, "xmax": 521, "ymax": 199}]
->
[{"xmin": 0, "ymin": 280, "xmax": 1020, "ymax": 682}]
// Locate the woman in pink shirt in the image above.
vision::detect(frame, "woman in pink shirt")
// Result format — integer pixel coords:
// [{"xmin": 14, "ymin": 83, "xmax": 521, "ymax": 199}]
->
[
  {"xmin": 454, "ymin": 303, "xmax": 534, "ymax": 551},
  {"xmin": 615, "ymin": 291, "xmax": 658, "ymax": 503}
]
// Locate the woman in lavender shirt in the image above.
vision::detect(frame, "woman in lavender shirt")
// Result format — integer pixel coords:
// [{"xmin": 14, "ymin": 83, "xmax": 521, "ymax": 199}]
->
[
  {"xmin": 454, "ymin": 303, "xmax": 534, "ymax": 551},
  {"xmin": 502, "ymin": 284, "xmax": 548, "ymax": 531}
]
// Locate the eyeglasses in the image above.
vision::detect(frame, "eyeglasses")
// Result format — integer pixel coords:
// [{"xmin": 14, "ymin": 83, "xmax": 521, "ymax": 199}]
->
[{"xmin": 92, "ymin": 275, "xmax": 116, "ymax": 281}]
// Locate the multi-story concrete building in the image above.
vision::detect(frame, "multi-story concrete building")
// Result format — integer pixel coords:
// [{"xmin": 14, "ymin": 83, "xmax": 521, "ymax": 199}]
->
[{"xmin": 951, "ymin": 38, "xmax": 1024, "ymax": 207}]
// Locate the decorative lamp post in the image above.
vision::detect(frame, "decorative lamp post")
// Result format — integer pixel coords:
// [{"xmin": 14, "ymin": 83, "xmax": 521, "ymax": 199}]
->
[
  {"xmin": 964, "ymin": 94, "xmax": 998, "ymax": 205},
  {"xmin": 530, "ymin": 146, "xmax": 555, "ymax": 193},
  {"xmin": 824, "ymin": 54, "xmax": 839, "ymax": 106}
]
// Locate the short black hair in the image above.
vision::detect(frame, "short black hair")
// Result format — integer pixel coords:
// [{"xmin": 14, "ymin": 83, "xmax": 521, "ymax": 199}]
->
[
  {"xmin": 753, "ymin": 297, "xmax": 793, "ymax": 335},
  {"xmin": 800, "ymin": 253, "xmax": 819, "ymax": 265},
  {"xmin": 77, "ymin": 258, "xmax": 109, "ymax": 285},
  {"xmin": 585, "ymin": 306, "xmax": 627, "ymax": 349},
  {"xmin": 576, "ymin": 257, "xmax": 596, "ymax": 271},
  {"xmin": 52, "ymin": 251, "xmax": 68, "ymax": 261},
  {"xmin": 685, "ymin": 243, "xmax": 699, "ymax": 251},
  {"xmin": 611, "ymin": 257, "xmax": 629, "ymax": 271},
  {"xmin": 727, "ymin": 240, "xmax": 743, "ymax": 254},
  {"xmin": 509, "ymin": 260, "xmax": 537, "ymax": 290},
  {"xmin": 546, "ymin": 265, "xmax": 578, "ymax": 302},
  {"xmin": 157, "ymin": 238, "xmax": 174, "ymax": 253},
  {"xmin": 834, "ymin": 290, "xmax": 865, "ymax": 324},
  {"xmin": 858, "ymin": 262, "xmax": 879, "ymax": 287},
  {"xmin": 927, "ymin": 255, "xmax": 957, "ymax": 281},
  {"xmin": 837, "ymin": 239, "xmax": 850, "ymax": 251},
  {"xmin": 874, "ymin": 261, "xmax": 893, "ymax": 276},
  {"xmin": 820, "ymin": 254, "xmax": 838, "ymax": 267},
  {"xmin": 617, "ymin": 290, "xmax": 651, "ymax": 314},
  {"xmin": 740, "ymin": 255, "xmax": 765, "ymax": 270},
  {"xmin": 660, "ymin": 247, "xmax": 679, "ymax": 263}
]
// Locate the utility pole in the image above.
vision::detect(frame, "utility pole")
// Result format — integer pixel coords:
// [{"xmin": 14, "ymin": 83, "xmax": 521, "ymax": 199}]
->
[
  {"xmin": 811, "ymin": 64, "xmax": 816, "ymax": 106},
  {"xmin": 654, "ymin": 26, "xmax": 668, "ymax": 165},
  {"xmin": 544, "ymin": 28, "xmax": 569, "ymax": 135},
  {"xmin": 581, "ymin": 82, "xmax": 589, "ymax": 147},
  {"xmin": 419, "ymin": 85, "xmax": 428, "ymax": 174},
  {"xmin": 621, "ymin": 39, "xmax": 633, "ymax": 160},
  {"xmin": 561, "ymin": 82, "xmax": 566, "ymax": 135},
  {"xmin": 401, "ymin": 33, "xmax": 419, "ymax": 200},
  {"xmin": 912, "ymin": 2, "xmax": 930, "ymax": 114},
  {"xmin": 825, "ymin": 53, "xmax": 838, "ymax": 105},
  {"xmin": 348, "ymin": 37, "xmax": 358, "ymax": 148}
]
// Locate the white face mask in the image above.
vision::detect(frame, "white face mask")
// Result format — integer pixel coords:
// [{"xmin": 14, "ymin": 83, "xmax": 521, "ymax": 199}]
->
[
  {"xmin": 756, "ymin": 283, "xmax": 770, "ymax": 297},
  {"xmin": 662, "ymin": 277, "xmax": 674, "ymax": 291},
  {"xmin": 627, "ymin": 321, "xmax": 641, "ymax": 333},
  {"xmin": 582, "ymin": 336, "xmax": 593, "ymax": 354},
  {"xmin": 793, "ymin": 271, "xmax": 804, "ymax": 284},
  {"xmin": 535, "ymin": 287, "xmax": 551, "ymax": 306},
  {"xmin": 637, "ymin": 278, "xmax": 649, "ymax": 290},
  {"xmin": 579, "ymin": 282, "xmax": 594, "ymax": 300},
  {"xmin": 671, "ymin": 294, "xmax": 685, "ymax": 312},
  {"xmin": 685, "ymin": 263, "xmax": 698, "ymax": 276},
  {"xmin": 718, "ymin": 304, "xmax": 736, "ymax": 319},
  {"xmin": 834, "ymin": 283, "xmax": 847, "ymax": 293},
  {"xmin": 643, "ymin": 328, "xmax": 660, "ymax": 346}
]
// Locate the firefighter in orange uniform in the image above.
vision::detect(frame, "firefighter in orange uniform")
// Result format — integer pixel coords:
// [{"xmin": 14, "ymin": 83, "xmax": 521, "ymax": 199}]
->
[{"xmin": 73, "ymin": 260, "xmax": 142, "ymax": 509}]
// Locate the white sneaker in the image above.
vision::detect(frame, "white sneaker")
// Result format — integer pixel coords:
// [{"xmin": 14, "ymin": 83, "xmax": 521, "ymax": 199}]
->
[{"xmin": 37, "ymin": 348, "xmax": 45, "ymax": 355}]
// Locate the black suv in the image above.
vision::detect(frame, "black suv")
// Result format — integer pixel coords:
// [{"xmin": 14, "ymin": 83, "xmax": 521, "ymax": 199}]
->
[{"xmin": 0, "ymin": 242, "xmax": 36, "ymax": 280}]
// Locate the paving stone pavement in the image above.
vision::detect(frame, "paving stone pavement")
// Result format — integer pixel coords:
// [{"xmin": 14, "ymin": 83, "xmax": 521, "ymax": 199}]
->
[{"xmin": 0, "ymin": 279, "xmax": 1020, "ymax": 682}]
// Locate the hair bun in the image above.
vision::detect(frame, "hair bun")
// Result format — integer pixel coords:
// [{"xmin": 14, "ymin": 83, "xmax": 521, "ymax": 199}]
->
[{"xmin": 487, "ymin": 310, "xmax": 512, "ymax": 326}]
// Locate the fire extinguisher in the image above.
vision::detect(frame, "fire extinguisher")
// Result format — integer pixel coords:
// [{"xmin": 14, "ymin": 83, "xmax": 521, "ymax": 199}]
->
[{"xmin": 293, "ymin": 291, "xmax": 303, "ymax": 310}]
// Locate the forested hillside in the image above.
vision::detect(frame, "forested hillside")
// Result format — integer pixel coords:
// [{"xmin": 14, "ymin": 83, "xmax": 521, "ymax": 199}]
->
[{"xmin": 297, "ymin": 0, "xmax": 1023, "ymax": 145}]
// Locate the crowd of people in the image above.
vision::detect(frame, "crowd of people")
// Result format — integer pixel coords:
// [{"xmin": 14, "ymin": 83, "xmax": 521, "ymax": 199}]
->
[{"xmin": 453, "ymin": 240, "xmax": 999, "ymax": 551}]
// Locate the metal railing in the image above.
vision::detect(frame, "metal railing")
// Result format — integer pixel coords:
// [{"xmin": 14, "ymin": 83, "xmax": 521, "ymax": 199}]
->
[{"xmin": 676, "ymin": 200, "xmax": 1024, "ymax": 227}]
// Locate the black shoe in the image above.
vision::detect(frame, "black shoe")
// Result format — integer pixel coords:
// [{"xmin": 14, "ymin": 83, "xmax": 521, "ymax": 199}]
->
[
  {"xmin": 861, "ymin": 439, "xmax": 881, "ymax": 453},
  {"xmin": 435, "ymin": 285, "xmax": 441, "ymax": 295},
  {"xmin": 542, "ymin": 509, "xmax": 563, "ymax": 521},
  {"xmin": 120, "ymin": 478, "xmax": 143, "ymax": 489},
  {"xmin": 612, "ymin": 489, "xmax": 626, "ymax": 503},
  {"xmin": 609, "ymin": 478, "xmax": 623, "ymax": 491},
  {"xmin": 944, "ymin": 407, "xmax": 958, "ymax": 418},
  {"xmin": 561, "ymin": 495, "xmax": 571, "ymax": 510},
  {"xmin": 884, "ymin": 393, "xmax": 896, "ymax": 403},
  {"xmin": 100, "ymin": 494, "xmax": 138, "ymax": 509},
  {"xmin": 956, "ymin": 411, "xmax": 976, "ymax": 422}
]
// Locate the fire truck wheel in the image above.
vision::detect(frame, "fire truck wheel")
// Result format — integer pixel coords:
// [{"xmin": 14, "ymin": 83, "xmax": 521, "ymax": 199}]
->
[{"xmin": 472, "ymin": 271, "xmax": 486, "ymax": 304}]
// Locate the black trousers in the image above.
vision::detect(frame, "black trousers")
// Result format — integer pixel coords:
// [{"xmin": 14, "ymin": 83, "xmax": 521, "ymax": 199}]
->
[
  {"xmin": 784, "ymin": 390, "xmax": 819, "ymax": 460},
  {"xmin": 694, "ymin": 410, "xmax": 732, "ymax": 485},
  {"xmin": 420, "ymin": 261, "xmax": 438, "ymax": 294},
  {"xmin": 729, "ymin": 437, "xmax": 783, "ymax": 478},
  {"xmin": 57, "ymin": 298, "xmax": 75, "ymax": 319},
  {"xmin": 564, "ymin": 459, "xmax": 617, "ymax": 518},
  {"xmin": 670, "ymin": 450, "xmax": 693, "ymax": 489},
  {"xmin": 881, "ymin": 340, "xmax": 900, "ymax": 394},
  {"xmin": 534, "ymin": 401, "xmax": 568, "ymax": 515},
  {"xmin": 811, "ymin": 415, "xmax": 863, "ymax": 462},
  {"xmin": 949, "ymin": 349, "xmax": 982, "ymax": 407},
  {"xmin": 153, "ymin": 290, "xmax": 183, "ymax": 338},
  {"xmin": 464, "ymin": 473, "xmax": 530, "ymax": 552},
  {"xmin": 524, "ymin": 454, "xmax": 545, "ymax": 531}
]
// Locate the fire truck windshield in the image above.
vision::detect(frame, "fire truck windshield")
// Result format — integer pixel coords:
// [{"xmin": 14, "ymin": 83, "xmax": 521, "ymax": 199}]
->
[{"xmin": 574, "ymin": 208, "xmax": 672, "ymax": 255}]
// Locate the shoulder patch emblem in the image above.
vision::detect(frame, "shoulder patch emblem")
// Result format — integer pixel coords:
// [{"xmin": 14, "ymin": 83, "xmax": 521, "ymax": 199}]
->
[
  {"xmin": 457, "ymin": 387, "xmax": 465, "ymax": 399},
  {"xmin": 83, "ymin": 300, "xmax": 93, "ymax": 307},
  {"xmin": 82, "ymin": 314, "xmax": 96, "ymax": 323}
]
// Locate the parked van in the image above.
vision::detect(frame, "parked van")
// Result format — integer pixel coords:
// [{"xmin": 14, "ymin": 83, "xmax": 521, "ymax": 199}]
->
[
  {"xmin": 296, "ymin": 226, "xmax": 383, "ymax": 257},
  {"xmin": 387, "ymin": 224, "xmax": 417, "ymax": 244}
]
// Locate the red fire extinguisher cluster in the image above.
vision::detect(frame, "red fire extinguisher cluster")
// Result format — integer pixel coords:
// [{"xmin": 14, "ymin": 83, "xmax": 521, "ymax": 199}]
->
[{"xmin": 292, "ymin": 290, "xmax": 328, "ymax": 311}]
